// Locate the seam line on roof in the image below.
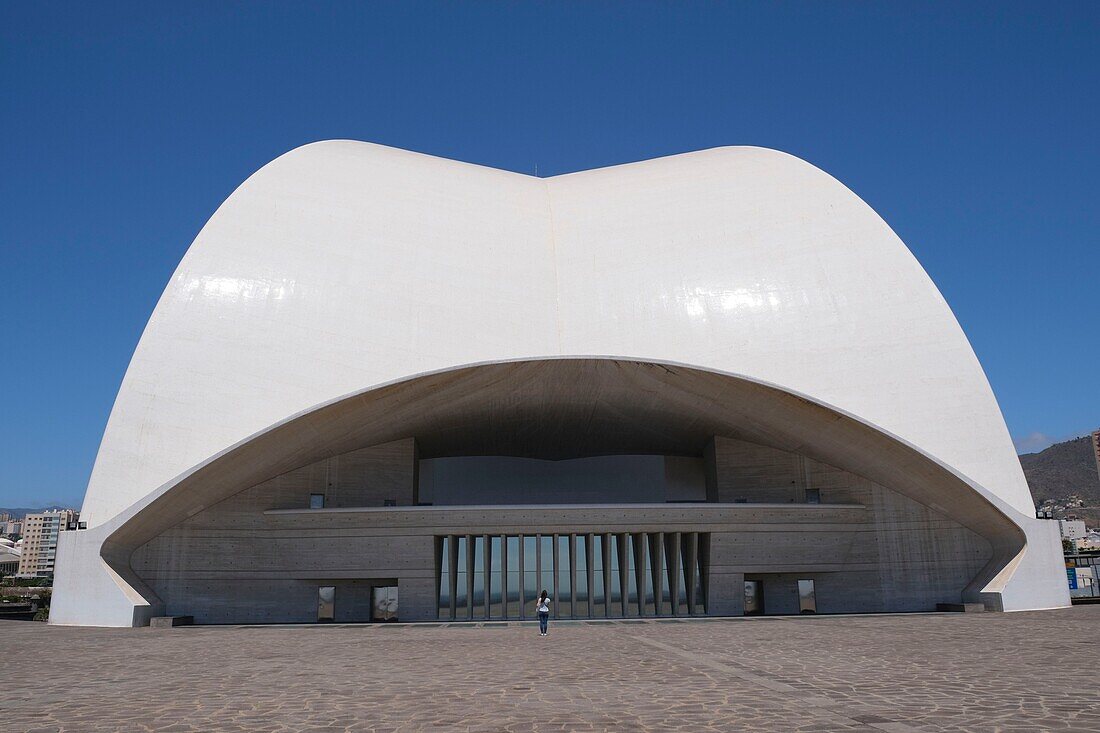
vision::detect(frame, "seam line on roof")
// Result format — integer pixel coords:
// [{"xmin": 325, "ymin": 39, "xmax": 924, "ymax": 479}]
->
[{"xmin": 543, "ymin": 178, "xmax": 564, "ymax": 352}]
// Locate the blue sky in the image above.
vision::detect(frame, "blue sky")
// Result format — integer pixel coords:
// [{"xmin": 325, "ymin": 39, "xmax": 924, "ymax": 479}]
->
[{"xmin": 1, "ymin": 2, "xmax": 1098, "ymax": 508}]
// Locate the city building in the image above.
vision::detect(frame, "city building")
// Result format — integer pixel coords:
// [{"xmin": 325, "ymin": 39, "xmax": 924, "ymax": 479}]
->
[
  {"xmin": 1058, "ymin": 520, "xmax": 1088, "ymax": 542},
  {"xmin": 0, "ymin": 554, "xmax": 19, "ymax": 578},
  {"xmin": 0, "ymin": 537, "xmax": 20, "ymax": 578},
  {"xmin": 17, "ymin": 510, "xmax": 78, "ymax": 578},
  {"xmin": 1077, "ymin": 532, "xmax": 1100, "ymax": 552},
  {"xmin": 0, "ymin": 516, "xmax": 21, "ymax": 538},
  {"xmin": 51, "ymin": 142, "xmax": 1070, "ymax": 626}
]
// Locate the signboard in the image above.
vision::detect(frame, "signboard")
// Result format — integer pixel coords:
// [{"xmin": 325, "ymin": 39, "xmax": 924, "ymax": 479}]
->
[{"xmin": 1067, "ymin": 567, "xmax": 1078, "ymax": 590}]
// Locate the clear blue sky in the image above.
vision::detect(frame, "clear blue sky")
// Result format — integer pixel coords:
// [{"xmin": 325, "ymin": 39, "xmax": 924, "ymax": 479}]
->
[{"xmin": 2, "ymin": 2, "xmax": 1098, "ymax": 508}]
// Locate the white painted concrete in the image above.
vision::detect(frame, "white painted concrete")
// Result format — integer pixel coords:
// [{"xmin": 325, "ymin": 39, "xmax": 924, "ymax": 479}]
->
[{"xmin": 54, "ymin": 142, "xmax": 1067, "ymax": 625}]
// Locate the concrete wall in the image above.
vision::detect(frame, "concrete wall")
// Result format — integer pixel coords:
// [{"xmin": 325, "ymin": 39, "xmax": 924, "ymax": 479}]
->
[
  {"xmin": 129, "ymin": 437, "xmax": 992, "ymax": 623},
  {"xmin": 125, "ymin": 438, "xmax": 420, "ymax": 623},
  {"xmin": 706, "ymin": 437, "xmax": 808, "ymax": 503},
  {"xmin": 260, "ymin": 438, "xmax": 417, "ymax": 509}
]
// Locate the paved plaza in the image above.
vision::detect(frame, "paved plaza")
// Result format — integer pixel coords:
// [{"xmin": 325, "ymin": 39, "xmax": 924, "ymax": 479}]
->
[{"xmin": 2, "ymin": 606, "xmax": 1098, "ymax": 732}]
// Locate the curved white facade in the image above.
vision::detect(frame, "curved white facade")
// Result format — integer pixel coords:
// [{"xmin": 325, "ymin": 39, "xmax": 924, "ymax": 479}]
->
[{"xmin": 52, "ymin": 142, "xmax": 1069, "ymax": 626}]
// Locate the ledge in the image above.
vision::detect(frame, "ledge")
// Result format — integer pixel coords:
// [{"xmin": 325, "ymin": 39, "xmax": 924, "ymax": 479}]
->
[{"xmin": 265, "ymin": 502, "xmax": 867, "ymax": 516}]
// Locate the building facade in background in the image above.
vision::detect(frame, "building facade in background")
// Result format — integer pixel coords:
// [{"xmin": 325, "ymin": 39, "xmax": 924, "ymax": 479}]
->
[
  {"xmin": 0, "ymin": 513, "xmax": 22, "ymax": 538},
  {"xmin": 17, "ymin": 510, "xmax": 78, "ymax": 577},
  {"xmin": 1058, "ymin": 520, "xmax": 1088, "ymax": 542},
  {"xmin": 0, "ymin": 537, "xmax": 20, "ymax": 578},
  {"xmin": 51, "ymin": 143, "xmax": 1070, "ymax": 626}
]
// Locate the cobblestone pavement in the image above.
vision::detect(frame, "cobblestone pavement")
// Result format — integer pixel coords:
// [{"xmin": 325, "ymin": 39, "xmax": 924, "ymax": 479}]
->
[{"xmin": 2, "ymin": 606, "xmax": 1099, "ymax": 732}]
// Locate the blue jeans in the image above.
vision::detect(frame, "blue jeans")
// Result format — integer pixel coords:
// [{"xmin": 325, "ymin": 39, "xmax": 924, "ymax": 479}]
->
[{"xmin": 538, "ymin": 611, "xmax": 549, "ymax": 634}]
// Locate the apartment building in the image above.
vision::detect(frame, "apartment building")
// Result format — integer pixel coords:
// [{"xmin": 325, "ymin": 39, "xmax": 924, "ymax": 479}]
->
[{"xmin": 18, "ymin": 510, "xmax": 79, "ymax": 577}]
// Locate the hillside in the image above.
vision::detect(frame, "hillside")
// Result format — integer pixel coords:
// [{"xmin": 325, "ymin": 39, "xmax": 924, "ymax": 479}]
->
[
  {"xmin": 1020, "ymin": 435, "xmax": 1100, "ymax": 526},
  {"xmin": 1020, "ymin": 436, "xmax": 1100, "ymax": 503}
]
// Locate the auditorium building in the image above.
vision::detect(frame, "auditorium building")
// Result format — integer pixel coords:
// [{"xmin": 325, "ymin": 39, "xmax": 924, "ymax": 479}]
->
[{"xmin": 51, "ymin": 142, "xmax": 1069, "ymax": 626}]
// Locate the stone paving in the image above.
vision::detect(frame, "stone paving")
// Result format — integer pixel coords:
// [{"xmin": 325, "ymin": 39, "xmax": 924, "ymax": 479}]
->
[{"xmin": 2, "ymin": 606, "xmax": 1099, "ymax": 732}]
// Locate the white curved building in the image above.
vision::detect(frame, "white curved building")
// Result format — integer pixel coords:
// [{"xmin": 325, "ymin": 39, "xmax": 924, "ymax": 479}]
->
[{"xmin": 51, "ymin": 142, "xmax": 1068, "ymax": 626}]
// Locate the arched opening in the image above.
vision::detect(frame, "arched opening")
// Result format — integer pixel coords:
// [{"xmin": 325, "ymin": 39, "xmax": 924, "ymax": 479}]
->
[{"xmin": 103, "ymin": 358, "xmax": 1023, "ymax": 623}]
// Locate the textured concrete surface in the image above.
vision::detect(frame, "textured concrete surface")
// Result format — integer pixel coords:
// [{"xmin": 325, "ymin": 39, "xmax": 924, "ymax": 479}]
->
[{"xmin": 5, "ymin": 606, "xmax": 1098, "ymax": 732}]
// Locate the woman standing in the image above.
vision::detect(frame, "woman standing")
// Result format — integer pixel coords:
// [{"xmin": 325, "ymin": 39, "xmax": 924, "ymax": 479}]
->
[{"xmin": 536, "ymin": 589, "xmax": 551, "ymax": 636}]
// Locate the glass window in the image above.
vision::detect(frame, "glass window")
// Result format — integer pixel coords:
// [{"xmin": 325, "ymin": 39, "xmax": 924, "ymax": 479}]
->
[
  {"xmin": 507, "ymin": 536, "xmax": 521, "ymax": 618},
  {"xmin": 437, "ymin": 531, "xmax": 708, "ymax": 621},
  {"xmin": 539, "ymin": 535, "xmax": 554, "ymax": 608},
  {"xmin": 489, "ymin": 535, "xmax": 503, "ymax": 618},
  {"xmin": 658, "ymin": 537, "xmax": 671, "ymax": 616},
  {"xmin": 798, "ymin": 579, "xmax": 816, "ymax": 614},
  {"xmin": 472, "ymin": 535, "xmax": 486, "ymax": 618},
  {"xmin": 309, "ymin": 493, "xmax": 324, "ymax": 509},
  {"xmin": 676, "ymin": 536, "xmax": 689, "ymax": 616},
  {"xmin": 625, "ymin": 534, "xmax": 639, "ymax": 617},
  {"xmin": 523, "ymin": 536, "xmax": 538, "ymax": 618},
  {"xmin": 641, "ymin": 535, "xmax": 655, "ymax": 616},
  {"xmin": 608, "ymin": 534, "xmax": 622, "ymax": 616},
  {"xmin": 591, "ymin": 535, "xmax": 605, "ymax": 618},
  {"xmin": 438, "ymin": 536, "xmax": 451, "ymax": 620},
  {"xmin": 693, "ymin": 537, "xmax": 706, "ymax": 613},
  {"xmin": 744, "ymin": 580, "xmax": 762, "ymax": 615},
  {"xmin": 575, "ymin": 535, "xmax": 588, "ymax": 618},
  {"xmin": 557, "ymin": 535, "xmax": 572, "ymax": 618},
  {"xmin": 455, "ymin": 536, "xmax": 468, "ymax": 619}
]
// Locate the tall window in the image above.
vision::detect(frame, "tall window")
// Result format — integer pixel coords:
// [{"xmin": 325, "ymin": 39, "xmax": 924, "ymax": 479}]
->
[
  {"xmin": 575, "ymin": 535, "xmax": 588, "ymax": 618},
  {"xmin": 506, "ymin": 536, "xmax": 520, "ymax": 617},
  {"xmin": 489, "ymin": 535, "xmax": 503, "ymax": 618},
  {"xmin": 556, "ymin": 535, "xmax": 572, "ymax": 618},
  {"xmin": 539, "ymin": 535, "xmax": 554, "ymax": 610},
  {"xmin": 436, "ymin": 532, "xmax": 708, "ymax": 620},
  {"xmin": 472, "ymin": 535, "xmax": 486, "ymax": 618},
  {"xmin": 641, "ymin": 535, "xmax": 655, "ymax": 616},
  {"xmin": 608, "ymin": 534, "xmax": 623, "ymax": 616},
  {"xmin": 591, "ymin": 535, "xmax": 606, "ymax": 617},
  {"xmin": 455, "ymin": 536, "xmax": 469, "ymax": 619},
  {"xmin": 437, "ymin": 536, "xmax": 451, "ymax": 620},
  {"xmin": 624, "ymin": 534, "xmax": 639, "ymax": 616},
  {"xmin": 523, "ymin": 536, "xmax": 538, "ymax": 617}
]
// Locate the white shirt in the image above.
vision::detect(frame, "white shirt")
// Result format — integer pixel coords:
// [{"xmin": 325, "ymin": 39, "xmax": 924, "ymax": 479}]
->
[{"xmin": 537, "ymin": 598, "xmax": 550, "ymax": 613}]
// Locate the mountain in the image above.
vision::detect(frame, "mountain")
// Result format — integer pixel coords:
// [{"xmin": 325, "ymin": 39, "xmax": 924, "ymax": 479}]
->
[
  {"xmin": 1020, "ymin": 435, "xmax": 1100, "ymax": 527},
  {"xmin": 0, "ymin": 506, "xmax": 71, "ymax": 520},
  {"xmin": 1020, "ymin": 436, "xmax": 1100, "ymax": 504}
]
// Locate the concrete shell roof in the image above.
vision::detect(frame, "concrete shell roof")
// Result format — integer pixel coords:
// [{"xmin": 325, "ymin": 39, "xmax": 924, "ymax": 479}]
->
[{"xmin": 80, "ymin": 141, "xmax": 1033, "ymax": 527}]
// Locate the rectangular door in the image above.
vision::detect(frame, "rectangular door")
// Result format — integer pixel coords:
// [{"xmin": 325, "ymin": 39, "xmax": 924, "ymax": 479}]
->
[
  {"xmin": 372, "ymin": 586, "xmax": 398, "ymax": 622},
  {"xmin": 744, "ymin": 580, "xmax": 763, "ymax": 615},
  {"xmin": 318, "ymin": 586, "xmax": 335, "ymax": 622}
]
